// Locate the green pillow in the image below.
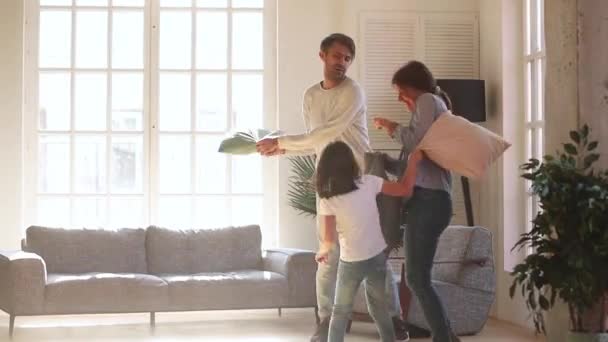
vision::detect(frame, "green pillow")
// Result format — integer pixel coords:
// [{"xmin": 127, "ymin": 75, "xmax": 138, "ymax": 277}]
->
[{"xmin": 218, "ymin": 129, "xmax": 282, "ymax": 155}]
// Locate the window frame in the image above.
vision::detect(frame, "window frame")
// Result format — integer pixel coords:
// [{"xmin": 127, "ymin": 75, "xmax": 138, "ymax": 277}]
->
[{"xmin": 23, "ymin": 0, "xmax": 277, "ymax": 245}]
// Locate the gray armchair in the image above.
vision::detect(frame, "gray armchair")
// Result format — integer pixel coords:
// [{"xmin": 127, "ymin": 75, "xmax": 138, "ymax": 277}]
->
[{"xmin": 352, "ymin": 226, "xmax": 496, "ymax": 336}]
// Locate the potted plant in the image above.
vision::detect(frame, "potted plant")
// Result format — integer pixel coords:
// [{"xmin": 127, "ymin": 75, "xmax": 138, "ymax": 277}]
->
[{"xmin": 510, "ymin": 125, "xmax": 608, "ymax": 341}]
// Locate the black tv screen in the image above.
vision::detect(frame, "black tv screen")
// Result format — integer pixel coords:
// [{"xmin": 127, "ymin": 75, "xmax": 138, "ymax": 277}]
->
[{"xmin": 436, "ymin": 79, "xmax": 486, "ymax": 123}]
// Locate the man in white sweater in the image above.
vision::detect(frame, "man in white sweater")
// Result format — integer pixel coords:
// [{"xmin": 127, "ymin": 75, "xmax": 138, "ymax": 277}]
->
[{"xmin": 256, "ymin": 33, "xmax": 408, "ymax": 342}]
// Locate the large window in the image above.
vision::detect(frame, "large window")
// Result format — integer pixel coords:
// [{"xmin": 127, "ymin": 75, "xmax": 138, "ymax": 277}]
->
[
  {"xmin": 524, "ymin": 0, "xmax": 545, "ymax": 233},
  {"xmin": 24, "ymin": 0, "xmax": 271, "ymax": 235}
]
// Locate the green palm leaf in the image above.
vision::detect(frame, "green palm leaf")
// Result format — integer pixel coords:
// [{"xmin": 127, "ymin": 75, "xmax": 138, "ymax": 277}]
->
[
  {"xmin": 218, "ymin": 129, "xmax": 281, "ymax": 155},
  {"xmin": 287, "ymin": 155, "xmax": 317, "ymax": 216}
]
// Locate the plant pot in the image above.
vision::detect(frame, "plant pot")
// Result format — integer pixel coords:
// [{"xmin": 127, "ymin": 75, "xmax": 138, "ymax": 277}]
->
[{"xmin": 568, "ymin": 332, "xmax": 608, "ymax": 342}]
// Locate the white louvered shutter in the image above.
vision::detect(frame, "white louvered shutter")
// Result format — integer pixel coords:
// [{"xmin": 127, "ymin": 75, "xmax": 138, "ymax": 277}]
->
[
  {"xmin": 421, "ymin": 13, "xmax": 479, "ymax": 79},
  {"xmin": 359, "ymin": 12, "xmax": 479, "ymax": 226},
  {"xmin": 360, "ymin": 13, "xmax": 419, "ymax": 150}
]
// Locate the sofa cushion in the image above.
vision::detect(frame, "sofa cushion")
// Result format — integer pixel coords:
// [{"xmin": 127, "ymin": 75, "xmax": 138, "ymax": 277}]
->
[
  {"xmin": 146, "ymin": 225, "xmax": 263, "ymax": 274},
  {"xmin": 24, "ymin": 226, "xmax": 147, "ymax": 274},
  {"xmin": 44, "ymin": 273, "xmax": 168, "ymax": 314},
  {"xmin": 160, "ymin": 270, "xmax": 287, "ymax": 311}
]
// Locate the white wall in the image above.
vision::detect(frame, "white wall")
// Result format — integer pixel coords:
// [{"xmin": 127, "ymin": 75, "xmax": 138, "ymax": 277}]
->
[
  {"xmin": 577, "ymin": 0, "xmax": 608, "ymax": 170},
  {"xmin": 0, "ymin": 0, "xmax": 24, "ymax": 250},
  {"xmin": 543, "ymin": 2, "xmax": 580, "ymax": 340},
  {"xmin": 274, "ymin": 0, "xmax": 337, "ymax": 250},
  {"xmin": 478, "ymin": 0, "xmax": 531, "ymax": 328},
  {"xmin": 545, "ymin": 0, "xmax": 579, "ymax": 154},
  {"xmin": 478, "ymin": 0, "xmax": 503, "ymax": 320}
]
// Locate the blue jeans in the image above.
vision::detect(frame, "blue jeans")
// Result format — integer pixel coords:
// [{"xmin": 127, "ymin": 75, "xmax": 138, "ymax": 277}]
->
[
  {"xmin": 315, "ymin": 212, "xmax": 401, "ymax": 320},
  {"xmin": 328, "ymin": 252, "xmax": 396, "ymax": 342},
  {"xmin": 405, "ymin": 186, "xmax": 454, "ymax": 342},
  {"xmin": 315, "ymin": 244, "xmax": 400, "ymax": 320}
]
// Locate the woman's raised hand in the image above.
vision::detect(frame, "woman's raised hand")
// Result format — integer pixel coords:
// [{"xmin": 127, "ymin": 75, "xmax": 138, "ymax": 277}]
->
[{"xmin": 373, "ymin": 117, "xmax": 398, "ymax": 136}]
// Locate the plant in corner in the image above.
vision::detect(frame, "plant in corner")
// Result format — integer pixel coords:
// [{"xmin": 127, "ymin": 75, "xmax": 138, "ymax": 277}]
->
[{"xmin": 510, "ymin": 125, "xmax": 608, "ymax": 341}]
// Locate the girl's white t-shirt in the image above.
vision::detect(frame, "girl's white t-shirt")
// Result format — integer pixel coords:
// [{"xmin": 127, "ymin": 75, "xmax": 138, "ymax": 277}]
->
[{"xmin": 318, "ymin": 174, "xmax": 387, "ymax": 262}]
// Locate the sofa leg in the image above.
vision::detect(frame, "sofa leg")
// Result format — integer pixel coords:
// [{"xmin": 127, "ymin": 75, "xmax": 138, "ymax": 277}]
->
[
  {"xmin": 314, "ymin": 306, "xmax": 320, "ymax": 325},
  {"xmin": 150, "ymin": 312, "xmax": 155, "ymax": 329},
  {"xmin": 9, "ymin": 315, "xmax": 15, "ymax": 339},
  {"xmin": 278, "ymin": 308, "xmax": 282, "ymax": 317}
]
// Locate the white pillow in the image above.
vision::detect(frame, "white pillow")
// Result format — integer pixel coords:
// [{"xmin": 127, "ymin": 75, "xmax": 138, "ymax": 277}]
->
[{"xmin": 417, "ymin": 111, "xmax": 511, "ymax": 179}]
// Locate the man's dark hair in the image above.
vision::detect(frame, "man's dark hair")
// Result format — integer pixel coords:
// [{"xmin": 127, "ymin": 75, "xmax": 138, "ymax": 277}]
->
[{"xmin": 320, "ymin": 33, "xmax": 356, "ymax": 59}]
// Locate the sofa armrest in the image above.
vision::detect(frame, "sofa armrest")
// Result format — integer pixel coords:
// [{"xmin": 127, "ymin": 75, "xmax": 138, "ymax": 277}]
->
[
  {"xmin": 0, "ymin": 250, "xmax": 47, "ymax": 315},
  {"xmin": 263, "ymin": 248, "xmax": 316, "ymax": 308}
]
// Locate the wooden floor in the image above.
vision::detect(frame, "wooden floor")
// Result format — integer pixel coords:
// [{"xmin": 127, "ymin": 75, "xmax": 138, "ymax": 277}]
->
[{"xmin": 0, "ymin": 309, "xmax": 544, "ymax": 342}]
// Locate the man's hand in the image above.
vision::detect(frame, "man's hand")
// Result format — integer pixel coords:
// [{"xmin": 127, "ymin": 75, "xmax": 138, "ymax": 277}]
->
[
  {"xmin": 315, "ymin": 251, "xmax": 329, "ymax": 264},
  {"xmin": 373, "ymin": 117, "xmax": 398, "ymax": 136},
  {"xmin": 265, "ymin": 147, "xmax": 286, "ymax": 156},
  {"xmin": 315, "ymin": 241, "xmax": 334, "ymax": 264},
  {"xmin": 315, "ymin": 246, "xmax": 332, "ymax": 264},
  {"xmin": 256, "ymin": 138, "xmax": 280, "ymax": 156}
]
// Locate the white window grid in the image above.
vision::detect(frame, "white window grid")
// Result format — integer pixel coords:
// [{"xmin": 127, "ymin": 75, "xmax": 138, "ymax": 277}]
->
[
  {"xmin": 23, "ymin": 0, "xmax": 271, "ymax": 232},
  {"xmin": 523, "ymin": 0, "xmax": 545, "ymax": 237}
]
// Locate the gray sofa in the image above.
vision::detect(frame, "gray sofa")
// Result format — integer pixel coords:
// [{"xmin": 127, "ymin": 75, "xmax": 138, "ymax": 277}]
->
[
  {"xmin": 353, "ymin": 226, "xmax": 496, "ymax": 336},
  {"xmin": 0, "ymin": 225, "xmax": 318, "ymax": 337}
]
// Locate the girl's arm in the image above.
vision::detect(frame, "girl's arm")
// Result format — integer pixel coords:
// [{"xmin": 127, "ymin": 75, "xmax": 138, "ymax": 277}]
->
[
  {"xmin": 315, "ymin": 215, "xmax": 337, "ymax": 264},
  {"xmin": 381, "ymin": 149, "xmax": 424, "ymax": 197}
]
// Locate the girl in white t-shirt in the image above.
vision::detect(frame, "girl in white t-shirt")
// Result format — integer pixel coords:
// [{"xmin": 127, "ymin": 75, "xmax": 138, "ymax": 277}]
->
[{"xmin": 315, "ymin": 141, "xmax": 423, "ymax": 342}]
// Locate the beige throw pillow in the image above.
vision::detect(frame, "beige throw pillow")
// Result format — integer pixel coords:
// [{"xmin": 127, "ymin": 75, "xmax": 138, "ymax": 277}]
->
[{"xmin": 417, "ymin": 111, "xmax": 511, "ymax": 179}]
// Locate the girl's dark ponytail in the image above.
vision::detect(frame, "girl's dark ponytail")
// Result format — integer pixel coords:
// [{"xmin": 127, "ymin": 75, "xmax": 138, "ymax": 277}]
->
[{"xmin": 435, "ymin": 87, "xmax": 452, "ymax": 111}]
